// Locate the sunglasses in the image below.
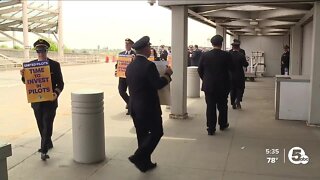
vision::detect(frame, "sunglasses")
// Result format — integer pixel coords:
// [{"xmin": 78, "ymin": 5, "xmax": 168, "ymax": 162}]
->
[{"xmin": 36, "ymin": 49, "xmax": 47, "ymax": 53}]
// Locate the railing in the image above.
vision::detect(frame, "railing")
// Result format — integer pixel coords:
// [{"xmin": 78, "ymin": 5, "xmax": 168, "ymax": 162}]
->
[{"xmin": 0, "ymin": 55, "xmax": 104, "ymax": 71}]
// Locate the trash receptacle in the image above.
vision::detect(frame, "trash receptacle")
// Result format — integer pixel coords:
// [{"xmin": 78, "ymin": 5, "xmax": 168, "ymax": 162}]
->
[
  {"xmin": 187, "ymin": 66, "xmax": 200, "ymax": 98},
  {"xmin": 71, "ymin": 89, "xmax": 105, "ymax": 164}
]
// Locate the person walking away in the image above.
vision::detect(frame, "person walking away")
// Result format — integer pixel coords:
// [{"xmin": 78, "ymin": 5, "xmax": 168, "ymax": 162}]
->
[
  {"xmin": 126, "ymin": 36, "xmax": 173, "ymax": 172},
  {"xmin": 198, "ymin": 35, "xmax": 234, "ymax": 135}
]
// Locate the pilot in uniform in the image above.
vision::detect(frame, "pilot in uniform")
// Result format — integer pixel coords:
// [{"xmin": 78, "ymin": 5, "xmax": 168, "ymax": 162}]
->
[
  {"xmin": 126, "ymin": 36, "xmax": 173, "ymax": 172},
  {"xmin": 20, "ymin": 39, "xmax": 64, "ymax": 160},
  {"xmin": 198, "ymin": 35, "xmax": 234, "ymax": 135},
  {"xmin": 115, "ymin": 38, "xmax": 135, "ymax": 115}
]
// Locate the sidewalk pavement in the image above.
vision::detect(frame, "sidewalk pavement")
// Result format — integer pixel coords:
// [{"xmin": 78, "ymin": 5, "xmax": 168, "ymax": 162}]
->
[{"xmin": 6, "ymin": 75, "xmax": 320, "ymax": 180}]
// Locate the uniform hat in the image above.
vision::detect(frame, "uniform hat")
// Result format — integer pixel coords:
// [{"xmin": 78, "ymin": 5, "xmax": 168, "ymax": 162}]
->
[
  {"xmin": 231, "ymin": 39, "xmax": 241, "ymax": 46},
  {"xmin": 132, "ymin": 36, "xmax": 151, "ymax": 50},
  {"xmin": 125, "ymin": 38, "xmax": 134, "ymax": 44},
  {"xmin": 33, "ymin": 39, "xmax": 50, "ymax": 50},
  {"xmin": 210, "ymin": 35, "xmax": 223, "ymax": 46}
]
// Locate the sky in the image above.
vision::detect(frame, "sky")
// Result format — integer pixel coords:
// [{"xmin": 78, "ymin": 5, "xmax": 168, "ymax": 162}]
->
[
  {"xmin": 1, "ymin": 1, "xmax": 226, "ymax": 50},
  {"xmin": 62, "ymin": 1, "xmax": 217, "ymax": 49}
]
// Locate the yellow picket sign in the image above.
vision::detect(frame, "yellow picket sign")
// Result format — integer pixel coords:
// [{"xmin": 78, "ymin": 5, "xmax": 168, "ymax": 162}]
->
[
  {"xmin": 23, "ymin": 61, "xmax": 53, "ymax": 103},
  {"xmin": 116, "ymin": 55, "xmax": 133, "ymax": 78}
]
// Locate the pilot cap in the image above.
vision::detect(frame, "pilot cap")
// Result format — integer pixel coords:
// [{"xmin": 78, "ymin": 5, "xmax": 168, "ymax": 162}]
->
[
  {"xmin": 132, "ymin": 36, "xmax": 151, "ymax": 50},
  {"xmin": 33, "ymin": 39, "xmax": 50, "ymax": 50}
]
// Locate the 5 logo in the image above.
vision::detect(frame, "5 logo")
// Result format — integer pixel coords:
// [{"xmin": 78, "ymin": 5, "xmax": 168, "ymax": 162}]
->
[{"xmin": 288, "ymin": 147, "xmax": 309, "ymax": 165}]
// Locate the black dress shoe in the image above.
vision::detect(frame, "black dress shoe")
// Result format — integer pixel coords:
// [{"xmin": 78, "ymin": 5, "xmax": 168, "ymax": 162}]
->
[
  {"xmin": 207, "ymin": 128, "xmax": 216, "ymax": 136},
  {"xmin": 38, "ymin": 144, "xmax": 53, "ymax": 152},
  {"xmin": 232, "ymin": 104, "xmax": 237, "ymax": 109},
  {"xmin": 146, "ymin": 162, "xmax": 157, "ymax": 171},
  {"xmin": 220, "ymin": 123, "xmax": 229, "ymax": 131},
  {"xmin": 41, "ymin": 153, "xmax": 50, "ymax": 161},
  {"xmin": 236, "ymin": 102, "xmax": 242, "ymax": 109},
  {"xmin": 128, "ymin": 155, "xmax": 148, "ymax": 172}
]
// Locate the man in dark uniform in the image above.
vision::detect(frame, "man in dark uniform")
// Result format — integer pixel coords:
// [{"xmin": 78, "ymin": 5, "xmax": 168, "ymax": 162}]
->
[
  {"xmin": 20, "ymin": 39, "xmax": 64, "ymax": 160},
  {"xmin": 231, "ymin": 39, "xmax": 246, "ymax": 56},
  {"xmin": 229, "ymin": 40, "xmax": 249, "ymax": 109},
  {"xmin": 126, "ymin": 36, "xmax": 173, "ymax": 172},
  {"xmin": 191, "ymin": 44, "xmax": 202, "ymax": 66},
  {"xmin": 187, "ymin": 45, "xmax": 193, "ymax": 66},
  {"xmin": 198, "ymin": 35, "xmax": 234, "ymax": 135},
  {"xmin": 281, "ymin": 45, "xmax": 290, "ymax": 75},
  {"xmin": 115, "ymin": 38, "xmax": 135, "ymax": 115},
  {"xmin": 159, "ymin": 45, "xmax": 168, "ymax": 61}
]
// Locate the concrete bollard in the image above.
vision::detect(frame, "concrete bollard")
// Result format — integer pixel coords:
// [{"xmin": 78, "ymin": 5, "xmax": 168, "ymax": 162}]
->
[
  {"xmin": 0, "ymin": 143, "xmax": 12, "ymax": 180},
  {"xmin": 187, "ymin": 66, "xmax": 200, "ymax": 98},
  {"xmin": 71, "ymin": 89, "xmax": 105, "ymax": 164}
]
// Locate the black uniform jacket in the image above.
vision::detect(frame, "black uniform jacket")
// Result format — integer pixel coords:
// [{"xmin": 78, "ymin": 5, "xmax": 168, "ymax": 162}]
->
[
  {"xmin": 159, "ymin": 49, "xmax": 168, "ymax": 61},
  {"xmin": 22, "ymin": 58, "xmax": 64, "ymax": 109},
  {"xmin": 281, "ymin": 51, "xmax": 290, "ymax": 68},
  {"xmin": 125, "ymin": 55, "xmax": 169, "ymax": 121},
  {"xmin": 198, "ymin": 49, "xmax": 234, "ymax": 93},
  {"xmin": 230, "ymin": 51, "xmax": 249, "ymax": 89}
]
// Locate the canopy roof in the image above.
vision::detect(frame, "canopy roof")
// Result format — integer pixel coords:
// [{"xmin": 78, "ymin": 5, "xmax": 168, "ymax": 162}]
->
[{"xmin": 159, "ymin": 0, "xmax": 314, "ymax": 36}]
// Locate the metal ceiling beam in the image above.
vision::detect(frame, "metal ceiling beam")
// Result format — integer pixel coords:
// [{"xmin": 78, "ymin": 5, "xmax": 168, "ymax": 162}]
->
[
  {"xmin": 0, "ymin": 20, "xmax": 21, "ymax": 28},
  {"xmin": 260, "ymin": 3, "xmax": 313, "ymax": 11},
  {"xmin": 259, "ymin": 20, "xmax": 296, "ymax": 27},
  {"xmin": 0, "ymin": 27, "xmax": 56, "ymax": 34},
  {"xmin": 0, "ymin": 6, "xmax": 21, "ymax": 15},
  {"xmin": 28, "ymin": 13, "xmax": 56, "ymax": 21},
  {"xmin": 31, "ymin": 23, "xmax": 57, "ymax": 32},
  {"xmin": 193, "ymin": 5, "xmax": 236, "ymax": 14},
  {"xmin": 0, "ymin": 15, "xmax": 57, "ymax": 25},
  {"xmin": 0, "ymin": 0, "xmax": 20, "ymax": 8},
  {"xmin": 158, "ymin": 0, "xmax": 316, "ymax": 6},
  {"xmin": 220, "ymin": 20, "xmax": 250, "ymax": 26},
  {"xmin": 0, "ymin": 30, "xmax": 23, "ymax": 45},
  {"xmin": 296, "ymin": 7, "xmax": 314, "ymax": 26},
  {"xmin": 27, "ymin": 6, "xmax": 58, "ymax": 14},
  {"xmin": 258, "ymin": 9, "xmax": 308, "ymax": 20},
  {"xmin": 188, "ymin": 9, "xmax": 216, "ymax": 27},
  {"xmin": 203, "ymin": 10, "xmax": 251, "ymax": 19}
]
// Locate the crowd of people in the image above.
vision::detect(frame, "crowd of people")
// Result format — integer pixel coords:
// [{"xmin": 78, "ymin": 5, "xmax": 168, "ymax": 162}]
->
[{"xmin": 19, "ymin": 35, "xmax": 290, "ymax": 173}]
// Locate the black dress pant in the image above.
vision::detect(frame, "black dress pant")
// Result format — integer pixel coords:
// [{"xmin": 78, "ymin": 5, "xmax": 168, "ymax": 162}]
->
[
  {"xmin": 230, "ymin": 88, "xmax": 244, "ymax": 105},
  {"xmin": 132, "ymin": 115, "xmax": 163, "ymax": 163},
  {"xmin": 204, "ymin": 91, "xmax": 228, "ymax": 131},
  {"xmin": 32, "ymin": 105, "xmax": 56, "ymax": 154},
  {"xmin": 281, "ymin": 66, "xmax": 289, "ymax": 75},
  {"xmin": 118, "ymin": 77, "xmax": 129, "ymax": 105}
]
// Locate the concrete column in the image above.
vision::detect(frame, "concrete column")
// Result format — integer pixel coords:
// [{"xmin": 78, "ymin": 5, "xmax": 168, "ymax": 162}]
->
[
  {"xmin": 58, "ymin": 0, "xmax": 64, "ymax": 61},
  {"xmin": 290, "ymin": 26, "xmax": 302, "ymax": 75},
  {"xmin": 170, "ymin": 6, "xmax": 188, "ymax": 119},
  {"xmin": 309, "ymin": 2, "xmax": 320, "ymax": 125},
  {"xmin": 216, "ymin": 25, "xmax": 226, "ymax": 50},
  {"xmin": 22, "ymin": 0, "xmax": 30, "ymax": 60},
  {"xmin": 0, "ymin": 144, "xmax": 12, "ymax": 180}
]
